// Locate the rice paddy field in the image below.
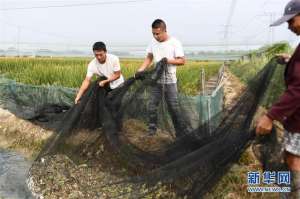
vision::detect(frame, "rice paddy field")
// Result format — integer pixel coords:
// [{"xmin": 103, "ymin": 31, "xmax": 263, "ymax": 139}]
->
[
  {"xmin": 0, "ymin": 57, "xmax": 222, "ymax": 96},
  {"xmin": 0, "ymin": 43, "xmax": 291, "ymax": 199}
]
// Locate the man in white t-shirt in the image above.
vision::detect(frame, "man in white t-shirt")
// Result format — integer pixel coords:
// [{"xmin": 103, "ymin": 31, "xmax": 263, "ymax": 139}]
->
[
  {"xmin": 136, "ymin": 19, "xmax": 186, "ymax": 137},
  {"xmin": 75, "ymin": 42, "xmax": 125, "ymax": 104}
]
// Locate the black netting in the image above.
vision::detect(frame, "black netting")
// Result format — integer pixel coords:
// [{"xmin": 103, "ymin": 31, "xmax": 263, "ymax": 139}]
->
[{"xmin": 0, "ymin": 57, "xmax": 285, "ymax": 198}]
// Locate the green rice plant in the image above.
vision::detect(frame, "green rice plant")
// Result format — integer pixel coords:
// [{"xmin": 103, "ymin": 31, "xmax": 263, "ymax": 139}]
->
[{"xmin": 0, "ymin": 57, "xmax": 222, "ymax": 95}]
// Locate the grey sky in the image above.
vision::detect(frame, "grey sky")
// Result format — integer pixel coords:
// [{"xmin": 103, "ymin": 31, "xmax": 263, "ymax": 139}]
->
[{"xmin": 0, "ymin": 0, "xmax": 298, "ymax": 51}]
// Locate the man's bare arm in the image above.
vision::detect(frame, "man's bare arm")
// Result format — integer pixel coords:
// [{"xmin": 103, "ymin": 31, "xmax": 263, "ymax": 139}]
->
[
  {"xmin": 167, "ymin": 57, "xmax": 185, "ymax": 66},
  {"xmin": 75, "ymin": 77, "xmax": 92, "ymax": 104},
  {"xmin": 138, "ymin": 53, "xmax": 153, "ymax": 72},
  {"xmin": 99, "ymin": 71, "xmax": 121, "ymax": 87}
]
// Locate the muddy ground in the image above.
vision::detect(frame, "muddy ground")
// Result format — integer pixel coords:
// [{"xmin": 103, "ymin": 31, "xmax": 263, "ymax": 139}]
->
[{"xmin": 0, "ymin": 69, "xmax": 257, "ymax": 199}]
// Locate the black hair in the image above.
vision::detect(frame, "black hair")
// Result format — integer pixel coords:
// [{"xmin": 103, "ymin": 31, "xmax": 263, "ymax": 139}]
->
[
  {"xmin": 93, "ymin": 41, "xmax": 107, "ymax": 52},
  {"xmin": 152, "ymin": 19, "xmax": 167, "ymax": 31}
]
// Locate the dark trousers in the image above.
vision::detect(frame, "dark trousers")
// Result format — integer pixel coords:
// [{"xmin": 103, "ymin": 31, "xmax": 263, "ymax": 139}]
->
[{"xmin": 148, "ymin": 83, "xmax": 186, "ymax": 137}]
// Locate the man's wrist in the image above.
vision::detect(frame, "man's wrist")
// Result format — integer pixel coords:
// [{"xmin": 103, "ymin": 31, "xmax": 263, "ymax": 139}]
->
[
  {"xmin": 166, "ymin": 58, "xmax": 171, "ymax": 64},
  {"xmin": 75, "ymin": 94, "xmax": 81, "ymax": 100},
  {"xmin": 103, "ymin": 79, "xmax": 111, "ymax": 83},
  {"xmin": 138, "ymin": 68, "xmax": 144, "ymax": 72}
]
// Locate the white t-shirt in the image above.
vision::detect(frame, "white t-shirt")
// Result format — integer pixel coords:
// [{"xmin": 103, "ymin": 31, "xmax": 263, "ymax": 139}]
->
[
  {"xmin": 87, "ymin": 54, "xmax": 124, "ymax": 89},
  {"xmin": 146, "ymin": 36, "xmax": 184, "ymax": 84}
]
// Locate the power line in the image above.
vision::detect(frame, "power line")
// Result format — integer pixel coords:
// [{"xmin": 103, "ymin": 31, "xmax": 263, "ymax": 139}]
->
[
  {"xmin": 0, "ymin": 41, "xmax": 271, "ymax": 47},
  {"xmin": 232, "ymin": 15, "xmax": 267, "ymax": 37},
  {"xmin": 0, "ymin": 0, "xmax": 152, "ymax": 11},
  {"xmin": 0, "ymin": 17, "xmax": 72, "ymax": 40},
  {"xmin": 223, "ymin": 0, "xmax": 238, "ymax": 50},
  {"xmin": 243, "ymin": 27, "xmax": 269, "ymax": 45},
  {"xmin": 262, "ymin": 0, "xmax": 270, "ymax": 7},
  {"xmin": 260, "ymin": 12, "xmax": 279, "ymax": 44}
]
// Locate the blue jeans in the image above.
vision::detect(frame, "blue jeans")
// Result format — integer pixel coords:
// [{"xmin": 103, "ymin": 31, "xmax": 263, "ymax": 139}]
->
[{"xmin": 148, "ymin": 83, "xmax": 186, "ymax": 137}]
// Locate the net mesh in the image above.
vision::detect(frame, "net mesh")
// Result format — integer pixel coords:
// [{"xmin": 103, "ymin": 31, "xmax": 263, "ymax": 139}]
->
[{"xmin": 0, "ymin": 57, "xmax": 286, "ymax": 198}]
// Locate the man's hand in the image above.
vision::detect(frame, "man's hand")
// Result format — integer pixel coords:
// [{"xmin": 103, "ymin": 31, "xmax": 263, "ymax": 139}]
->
[
  {"xmin": 255, "ymin": 115, "xmax": 273, "ymax": 135},
  {"xmin": 75, "ymin": 77, "xmax": 91, "ymax": 104},
  {"xmin": 75, "ymin": 95, "xmax": 81, "ymax": 104},
  {"xmin": 161, "ymin": 57, "xmax": 168, "ymax": 64},
  {"xmin": 137, "ymin": 68, "xmax": 144, "ymax": 72},
  {"xmin": 276, "ymin": 53, "xmax": 291, "ymax": 64},
  {"xmin": 134, "ymin": 71, "xmax": 146, "ymax": 80},
  {"xmin": 99, "ymin": 80, "xmax": 109, "ymax": 87}
]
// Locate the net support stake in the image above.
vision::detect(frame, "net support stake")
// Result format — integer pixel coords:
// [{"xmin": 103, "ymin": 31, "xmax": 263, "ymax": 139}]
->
[
  {"xmin": 207, "ymin": 97, "xmax": 212, "ymax": 135},
  {"xmin": 201, "ymin": 67, "xmax": 205, "ymax": 95}
]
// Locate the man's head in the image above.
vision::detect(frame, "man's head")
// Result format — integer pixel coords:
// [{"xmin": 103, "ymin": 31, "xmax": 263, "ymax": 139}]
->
[
  {"xmin": 151, "ymin": 19, "xmax": 168, "ymax": 42},
  {"xmin": 93, "ymin": 41, "xmax": 107, "ymax": 63},
  {"xmin": 271, "ymin": 0, "xmax": 300, "ymax": 35},
  {"xmin": 288, "ymin": 14, "xmax": 300, "ymax": 35}
]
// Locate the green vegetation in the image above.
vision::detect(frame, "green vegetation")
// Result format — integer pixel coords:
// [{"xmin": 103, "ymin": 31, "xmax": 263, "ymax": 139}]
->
[
  {"xmin": 0, "ymin": 57, "xmax": 221, "ymax": 95},
  {"xmin": 231, "ymin": 42, "xmax": 290, "ymax": 83},
  {"xmin": 0, "ymin": 43, "xmax": 289, "ymax": 198},
  {"xmin": 209, "ymin": 42, "xmax": 291, "ymax": 199},
  {"xmin": 229, "ymin": 42, "xmax": 290, "ymax": 107}
]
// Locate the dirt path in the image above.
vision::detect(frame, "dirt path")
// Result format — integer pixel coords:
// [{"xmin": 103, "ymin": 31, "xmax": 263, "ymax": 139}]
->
[{"xmin": 223, "ymin": 68, "xmax": 246, "ymax": 111}]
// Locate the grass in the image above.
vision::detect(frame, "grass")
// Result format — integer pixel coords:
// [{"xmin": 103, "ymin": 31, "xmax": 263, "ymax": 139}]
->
[
  {"xmin": 229, "ymin": 42, "xmax": 290, "ymax": 108},
  {"xmin": 229, "ymin": 57, "xmax": 268, "ymax": 83},
  {"xmin": 2, "ymin": 43, "xmax": 288, "ymax": 198},
  {"xmin": 212, "ymin": 43, "xmax": 289, "ymax": 199},
  {"xmin": 0, "ymin": 57, "xmax": 221, "ymax": 95},
  {"xmin": 229, "ymin": 49, "xmax": 286, "ymax": 108}
]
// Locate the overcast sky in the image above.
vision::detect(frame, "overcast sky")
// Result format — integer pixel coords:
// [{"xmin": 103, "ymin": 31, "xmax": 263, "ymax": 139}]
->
[{"xmin": 0, "ymin": 0, "xmax": 298, "ymax": 51}]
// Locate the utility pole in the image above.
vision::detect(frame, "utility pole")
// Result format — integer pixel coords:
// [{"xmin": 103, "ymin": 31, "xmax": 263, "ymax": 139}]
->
[
  {"xmin": 1, "ymin": 0, "xmax": 5, "ymax": 52},
  {"xmin": 17, "ymin": 26, "xmax": 21, "ymax": 57},
  {"xmin": 260, "ymin": 12, "xmax": 278, "ymax": 45},
  {"xmin": 270, "ymin": 13, "xmax": 276, "ymax": 44},
  {"xmin": 223, "ymin": 25, "xmax": 232, "ymax": 52},
  {"xmin": 223, "ymin": 0, "xmax": 238, "ymax": 52},
  {"xmin": 268, "ymin": 12, "xmax": 276, "ymax": 45}
]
